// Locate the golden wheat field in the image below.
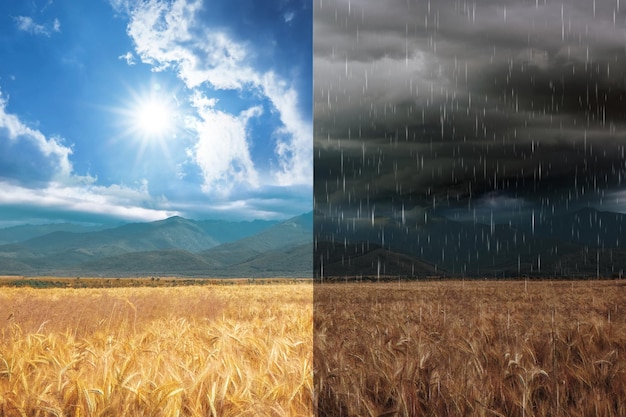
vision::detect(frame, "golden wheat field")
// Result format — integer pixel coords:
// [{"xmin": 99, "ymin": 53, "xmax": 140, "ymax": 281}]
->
[
  {"xmin": 314, "ymin": 280, "xmax": 626, "ymax": 417},
  {"xmin": 0, "ymin": 283, "xmax": 313, "ymax": 417}
]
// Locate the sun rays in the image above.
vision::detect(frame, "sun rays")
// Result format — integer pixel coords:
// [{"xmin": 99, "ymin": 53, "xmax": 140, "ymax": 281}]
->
[
  {"xmin": 134, "ymin": 97, "xmax": 174, "ymax": 137},
  {"xmin": 110, "ymin": 82, "xmax": 184, "ymax": 167}
]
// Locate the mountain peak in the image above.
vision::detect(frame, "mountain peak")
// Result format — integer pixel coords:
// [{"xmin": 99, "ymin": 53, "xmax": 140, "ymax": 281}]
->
[
  {"xmin": 154, "ymin": 216, "xmax": 192, "ymax": 226},
  {"xmin": 0, "ymin": 214, "xmax": 309, "ymax": 276},
  {"xmin": 163, "ymin": 215, "xmax": 187, "ymax": 222}
]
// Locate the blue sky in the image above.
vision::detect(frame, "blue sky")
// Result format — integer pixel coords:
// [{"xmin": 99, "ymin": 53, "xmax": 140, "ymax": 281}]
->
[{"xmin": 0, "ymin": 0, "xmax": 311, "ymax": 226}]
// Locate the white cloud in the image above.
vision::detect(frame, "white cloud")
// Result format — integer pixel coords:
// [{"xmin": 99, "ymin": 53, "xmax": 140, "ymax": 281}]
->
[
  {"xmin": 188, "ymin": 199, "xmax": 289, "ymax": 220},
  {"xmin": 118, "ymin": 51, "xmax": 136, "ymax": 65},
  {"xmin": 0, "ymin": 89, "xmax": 72, "ymax": 179},
  {"xmin": 14, "ymin": 16, "xmax": 60, "ymax": 37},
  {"xmin": 126, "ymin": 0, "xmax": 201, "ymax": 72},
  {"xmin": 120, "ymin": 0, "xmax": 311, "ymax": 191},
  {"xmin": 183, "ymin": 32, "xmax": 259, "ymax": 90},
  {"xmin": 187, "ymin": 92, "xmax": 259, "ymax": 193},
  {"xmin": 168, "ymin": 184, "xmax": 312, "ymax": 220},
  {"xmin": 0, "ymin": 180, "xmax": 177, "ymax": 223},
  {"xmin": 262, "ymin": 72, "xmax": 312, "ymax": 186},
  {"xmin": 0, "ymin": 87, "xmax": 175, "ymax": 222},
  {"xmin": 41, "ymin": 0, "xmax": 54, "ymax": 13},
  {"xmin": 284, "ymin": 11, "xmax": 295, "ymax": 23},
  {"xmin": 127, "ymin": 0, "xmax": 257, "ymax": 90},
  {"xmin": 15, "ymin": 16, "xmax": 47, "ymax": 36},
  {"xmin": 109, "ymin": 0, "xmax": 130, "ymax": 14}
]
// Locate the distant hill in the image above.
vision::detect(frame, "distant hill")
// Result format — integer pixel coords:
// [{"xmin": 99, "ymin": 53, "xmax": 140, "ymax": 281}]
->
[
  {"xmin": 0, "ymin": 223, "xmax": 108, "ymax": 245},
  {"xmin": 315, "ymin": 241, "xmax": 438, "ymax": 280},
  {"xmin": 219, "ymin": 242, "xmax": 313, "ymax": 277},
  {"xmin": 194, "ymin": 219, "xmax": 279, "ymax": 243},
  {"xmin": 70, "ymin": 249, "xmax": 213, "ymax": 276},
  {"xmin": 0, "ymin": 213, "xmax": 311, "ymax": 277},
  {"xmin": 13, "ymin": 216, "xmax": 277, "ymax": 255},
  {"xmin": 314, "ymin": 208, "xmax": 626, "ymax": 278},
  {"xmin": 0, "ymin": 257, "xmax": 35, "ymax": 275},
  {"xmin": 0, "ymin": 217, "xmax": 277, "ymax": 261},
  {"xmin": 543, "ymin": 247, "xmax": 626, "ymax": 278},
  {"xmin": 199, "ymin": 212, "xmax": 312, "ymax": 267},
  {"xmin": 518, "ymin": 207, "xmax": 626, "ymax": 248}
]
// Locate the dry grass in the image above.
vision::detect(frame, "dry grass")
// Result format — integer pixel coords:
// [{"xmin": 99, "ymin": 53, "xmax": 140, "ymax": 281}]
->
[
  {"xmin": 314, "ymin": 280, "xmax": 626, "ymax": 417},
  {"xmin": 0, "ymin": 284, "xmax": 313, "ymax": 416},
  {"xmin": 0, "ymin": 276, "xmax": 312, "ymax": 289}
]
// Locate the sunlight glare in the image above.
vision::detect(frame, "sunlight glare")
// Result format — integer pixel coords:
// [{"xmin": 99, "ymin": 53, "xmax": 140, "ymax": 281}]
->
[
  {"xmin": 113, "ymin": 83, "xmax": 182, "ymax": 163},
  {"xmin": 134, "ymin": 98, "xmax": 173, "ymax": 136}
]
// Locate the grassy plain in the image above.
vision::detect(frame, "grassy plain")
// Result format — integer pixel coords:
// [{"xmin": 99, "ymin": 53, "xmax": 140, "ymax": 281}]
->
[
  {"xmin": 315, "ymin": 280, "xmax": 626, "ymax": 417},
  {"xmin": 0, "ymin": 276, "xmax": 311, "ymax": 289},
  {"xmin": 0, "ymin": 283, "xmax": 313, "ymax": 416}
]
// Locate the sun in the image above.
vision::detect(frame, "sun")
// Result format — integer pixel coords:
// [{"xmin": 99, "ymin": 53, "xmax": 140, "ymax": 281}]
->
[
  {"xmin": 132, "ymin": 96, "xmax": 175, "ymax": 137},
  {"xmin": 112, "ymin": 82, "xmax": 182, "ymax": 160}
]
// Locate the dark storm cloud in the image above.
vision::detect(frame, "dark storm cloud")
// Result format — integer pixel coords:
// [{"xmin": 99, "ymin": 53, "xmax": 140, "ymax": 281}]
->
[{"xmin": 315, "ymin": 0, "xmax": 626, "ymax": 220}]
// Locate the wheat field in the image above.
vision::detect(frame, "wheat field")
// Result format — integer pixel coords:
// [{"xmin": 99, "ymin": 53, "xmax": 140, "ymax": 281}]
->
[
  {"xmin": 314, "ymin": 280, "xmax": 626, "ymax": 417},
  {"xmin": 0, "ymin": 283, "xmax": 313, "ymax": 416}
]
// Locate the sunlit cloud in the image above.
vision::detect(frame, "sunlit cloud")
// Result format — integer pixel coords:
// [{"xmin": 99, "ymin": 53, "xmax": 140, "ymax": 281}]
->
[
  {"xmin": 126, "ymin": 0, "xmax": 202, "ymax": 72},
  {"xmin": 14, "ymin": 16, "xmax": 60, "ymax": 37},
  {"xmin": 0, "ymin": 180, "xmax": 177, "ymax": 223},
  {"xmin": 0, "ymin": 87, "xmax": 176, "ymax": 223},
  {"xmin": 118, "ymin": 51, "xmax": 136, "ymax": 65},
  {"xmin": 169, "ymin": 184, "xmax": 313, "ymax": 220},
  {"xmin": 283, "ymin": 11, "xmax": 295, "ymax": 23},
  {"xmin": 0, "ymin": 0, "xmax": 310, "ymax": 225},
  {"xmin": 0, "ymin": 89, "xmax": 72, "ymax": 181},
  {"xmin": 179, "ymin": 199, "xmax": 286, "ymax": 221},
  {"xmin": 262, "ymin": 72, "xmax": 312, "ymax": 186},
  {"xmin": 121, "ymin": 0, "xmax": 311, "ymax": 192},
  {"xmin": 187, "ymin": 91, "xmax": 260, "ymax": 193},
  {"xmin": 126, "ymin": 0, "xmax": 256, "ymax": 90}
]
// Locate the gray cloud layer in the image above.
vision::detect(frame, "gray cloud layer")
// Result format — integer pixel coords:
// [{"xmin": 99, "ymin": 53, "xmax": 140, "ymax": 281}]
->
[{"xmin": 315, "ymin": 0, "xmax": 626, "ymax": 220}]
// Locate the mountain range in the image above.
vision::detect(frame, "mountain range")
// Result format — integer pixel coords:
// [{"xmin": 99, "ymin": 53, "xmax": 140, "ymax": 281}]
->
[
  {"xmin": 0, "ymin": 213, "xmax": 313, "ymax": 278},
  {"xmin": 6, "ymin": 207, "xmax": 621, "ymax": 279},
  {"xmin": 314, "ymin": 208, "xmax": 626, "ymax": 280}
]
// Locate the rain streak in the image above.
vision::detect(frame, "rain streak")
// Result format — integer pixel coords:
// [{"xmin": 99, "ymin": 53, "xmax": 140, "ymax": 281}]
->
[{"xmin": 314, "ymin": 0, "xmax": 626, "ymax": 280}]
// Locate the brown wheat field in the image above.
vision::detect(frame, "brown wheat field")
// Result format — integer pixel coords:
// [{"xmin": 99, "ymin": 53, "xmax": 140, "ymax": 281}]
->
[
  {"xmin": 0, "ymin": 283, "xmax": 313, "ymax": 416},
  {"xmin": 314, "ymin": 280, "xmax": 626, "ymax": 417}
]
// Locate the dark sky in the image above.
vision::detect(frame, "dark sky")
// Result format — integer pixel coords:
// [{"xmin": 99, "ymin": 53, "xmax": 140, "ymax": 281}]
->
[{"xmin": 314, "ymin": 0, "xmax": 626, "ymax": 226}]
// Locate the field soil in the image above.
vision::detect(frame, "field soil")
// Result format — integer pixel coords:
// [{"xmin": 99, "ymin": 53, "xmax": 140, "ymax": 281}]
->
[
  {"xmin": 0, "ymin": 283, "xmax": 313, "ymax": 416},
  {"xmin": 314, "ymin": 280, "xmax": 626, "ymax": 417}
]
